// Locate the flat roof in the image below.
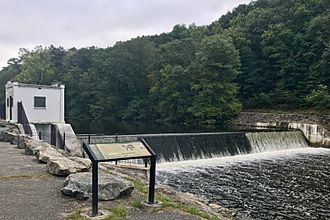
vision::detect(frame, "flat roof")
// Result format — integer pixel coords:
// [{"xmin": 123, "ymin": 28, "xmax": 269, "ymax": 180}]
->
[{"xmin": 6, "ymin": 81, "xmax": 64, "ymax": 89}]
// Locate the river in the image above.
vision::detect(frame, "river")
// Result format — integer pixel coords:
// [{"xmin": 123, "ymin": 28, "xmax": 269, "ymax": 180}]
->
[
  {"xmin": 68, "ymin": 118, "xmax": 227, "ymax": 135},
  {"xmin": 71, "ymin": 119, "xmax": 330, "ymax": 219},
  {"xmin": 158, "ymin": 148, "xmax": 330, "ymax": 219}
]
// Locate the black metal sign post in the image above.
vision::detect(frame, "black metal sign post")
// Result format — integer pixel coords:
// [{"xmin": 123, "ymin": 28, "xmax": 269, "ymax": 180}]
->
[
  {"xmin": 92, "ymin": 161, "xmax": 98, "ymax": 216},
  {"xmin": 82, "ymin": 138, "xmax": 157, "ymax": 217},
  {"xmin": 140, "ymin": 138, "xmax": 157, "ymax": 204},
  {"xmin": 148, "ymin": 155, "xmax": 156, "ymax": 203}
]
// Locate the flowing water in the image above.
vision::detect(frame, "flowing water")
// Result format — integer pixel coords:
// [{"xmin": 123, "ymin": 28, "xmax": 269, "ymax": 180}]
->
[
  {"xmin": 142, "ymin": 130, "xmax": 308, "ymax": 162},
  {"xmin": 154, "ymin": 131, "xmax": 330, "ymax": 219}
]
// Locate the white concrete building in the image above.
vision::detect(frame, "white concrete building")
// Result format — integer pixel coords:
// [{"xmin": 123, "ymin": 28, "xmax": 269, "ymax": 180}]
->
[
  {"xmin": 5, "ymin": 81, "xmax": 82, "ymax": 157},
  {"xmin": 5, "ymin": 81, "xmax": 65, "ymax": 123}
]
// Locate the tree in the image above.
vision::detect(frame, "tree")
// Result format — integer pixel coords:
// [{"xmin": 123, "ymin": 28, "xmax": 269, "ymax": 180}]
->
[
  {"xmin": 305, "ymin": 85, "xmax": 330, "ymax": 111},
  {"xmin": 16, "ymin": 46, "xmax": 55, "ymax": 84},
  {"xmin": 151, "ymin": 64, "xmax": 193, "ymax": 122},
  {"xmin": 189, "ymin": 34, "xmax": 242, "ymax": 123}
]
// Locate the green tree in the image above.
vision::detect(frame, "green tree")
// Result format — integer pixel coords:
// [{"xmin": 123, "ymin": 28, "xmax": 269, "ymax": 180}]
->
[
  {"xmin": 150, "ymin": 64, "xmax": 193, "ymax": 122},
  {"xmin": 16, "ymin": 46, "xmax": 55, "ymax": 84},
  {"xmin": 189, "ymin": 34, "xmax": 242, "ymax": 123},
  {"xmin": 305, "ymin": 85, "xmax": 330, "ymax": 111}
]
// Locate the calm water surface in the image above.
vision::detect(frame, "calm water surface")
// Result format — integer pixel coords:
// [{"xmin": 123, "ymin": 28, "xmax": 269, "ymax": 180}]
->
[{"xmin": 68, "ymin": 118, "xmax": 228, "ymax": 134}]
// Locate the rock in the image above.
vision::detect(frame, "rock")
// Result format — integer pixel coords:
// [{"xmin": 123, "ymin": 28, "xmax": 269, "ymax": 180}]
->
[
  {"xmin": 69, "ymin": 156, "xmax": 92, "ymax": 168},
  {"xmin": 0, "ymin": 128, "xmax": 10, "ymax": 142},
  {"xmin": 16, "ymin": 135, "xmax": 30, "ymax": 149},
  {"xmin": 61, "ymin": 172, "xmax": 134, "ymax": 200},
  {"xmin": 209, "ymin": 203, "xmax": 221, "ymax": 209},
  {"xmin": 47, "ymin": 157, "xmax": 91, "ymax": 176},
  {"xmin": 35, "ymin": 145, "xmax": 60, "ymax": 163},
  {"xmin": 100, "ymin": 163, "xmax": 149, "ymax": 181},
  {"xmin": 25, "ymin": 138, "xmax": 50, "ymax": 155}
]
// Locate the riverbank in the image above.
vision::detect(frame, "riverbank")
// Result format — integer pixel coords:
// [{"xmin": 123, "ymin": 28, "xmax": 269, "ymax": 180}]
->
[{"xmin": 0, "ymin": 121, "xmax": 236, "ymax": 220}]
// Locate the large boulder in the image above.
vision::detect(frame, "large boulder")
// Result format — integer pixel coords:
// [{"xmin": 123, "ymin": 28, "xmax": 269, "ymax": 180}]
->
[
  {"xmin": 61, "ymin": 172, "xmax": 134, "ymax": 201},
  {"xmin": 47, "ymin": 157, "xmax": 91, "ymax": 176},
  {"xmin": 0, "ymin": 128, "xmax": 10, "ymax": 142},
  {"xmin": 17, "ymin": 135, "xmax": 31, "ymax": 149},
  {"xmin": 34, "ymin": 145, "xmax": 68, "ymax": 163},
  {"xmin": 24, "ymin": 138, "xmax": 50, "ymax": 155}
]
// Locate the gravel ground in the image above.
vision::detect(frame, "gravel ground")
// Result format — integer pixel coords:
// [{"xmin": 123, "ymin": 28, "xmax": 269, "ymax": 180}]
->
[
  {"xmin": 0, "ymin": 141, "xmax": 79, "ymax": 220},
  {"xmin": 0, "ymin": 141, "xmax": 212, "ymax": 220}
]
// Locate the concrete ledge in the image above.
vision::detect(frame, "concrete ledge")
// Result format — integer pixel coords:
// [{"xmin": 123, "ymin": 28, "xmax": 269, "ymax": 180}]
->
[{"xmin": 235, "ymin": 112, "xmax": 330, "ymax": 148}]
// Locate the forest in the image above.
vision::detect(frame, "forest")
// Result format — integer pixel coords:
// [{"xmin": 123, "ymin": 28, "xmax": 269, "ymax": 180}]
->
[{"xmin": 0, "ymin": 0, "xmax": 329, "ymax": 125}]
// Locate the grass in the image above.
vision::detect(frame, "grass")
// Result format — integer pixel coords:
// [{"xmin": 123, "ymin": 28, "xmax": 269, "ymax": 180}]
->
[
  {"xmin": 0, "ymin": 174, "xmax": 50, "ymax": 180},
  {"xmin": 105, "ymin": 207, "xmax": 128, "ymax": 220},
  {"xmin": 65, "ymin": 210, "xmax": 88, "ymax": 220},
  {"xmin": 65, "ymin": 207, "xmax": 128, "ymax": 220},
  {"xmin": 133, "ymin": 179, "xmax": 219, "ymax": 219},
  {"xmin": 65, "ymin": 179, "xmax": 220, "ymax": 220},
  {"xmin": 133, "ymin": 179, "xmax": 148, "ymax": 194},
  {"xmin": 131, "ymin": 199, "xmax": 143, "ymax": 209},
  {"xmin": 156, "ymin": 194, "xmax": 220, "ymax": 220}
]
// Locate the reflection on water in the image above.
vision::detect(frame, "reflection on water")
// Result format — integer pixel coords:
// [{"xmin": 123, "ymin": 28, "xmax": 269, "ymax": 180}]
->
[
  {"xmin": 158, "ymin": 148, "xmax": 330, "ymax": 220},
  {"xmin": 67, "ymin": 118, "xmax": 228, "ymax": 135}
]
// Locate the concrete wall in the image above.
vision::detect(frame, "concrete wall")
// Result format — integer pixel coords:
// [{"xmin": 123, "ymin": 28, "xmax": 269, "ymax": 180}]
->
[
  {"xmin": 53, "ymin": 123, "xmax": 82, "ymax": 157},
  {"xmin": 34, "ymin": 124, "xmax": 52, "ymax": 143},
  {"xmin": 235, "ymin": 112, "xmax": 330, "ymax": 148},
  {"xmin": 6, "ymin": 82, "xmax": 65, "ymax": 123}
]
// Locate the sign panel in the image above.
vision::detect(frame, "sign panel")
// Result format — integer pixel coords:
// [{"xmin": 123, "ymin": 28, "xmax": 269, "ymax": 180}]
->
[{"xmin": 90, "ymin": 141, "xmax": 152, "ymax": 160}]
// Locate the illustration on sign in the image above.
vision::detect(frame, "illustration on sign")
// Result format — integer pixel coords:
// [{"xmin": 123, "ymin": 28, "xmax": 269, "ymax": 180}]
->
[{"xmin": 91, "ymin": 141, "xmax": 152, "ymax": 160}]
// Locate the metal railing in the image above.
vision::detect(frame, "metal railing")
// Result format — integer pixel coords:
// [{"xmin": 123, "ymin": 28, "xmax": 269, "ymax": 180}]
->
[{"xmin": 17, "ymin": 101, "xmax": 32, "ymax": 136}]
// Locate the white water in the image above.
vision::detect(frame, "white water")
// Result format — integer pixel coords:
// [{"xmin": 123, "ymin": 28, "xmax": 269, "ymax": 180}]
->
[
  {"xmin": 246, "ymin": 130, "xmax": 309, "ymax": 153},
  {"xmin": 157, "ymin": 147, "xmax": 330, "ymax": 172}
]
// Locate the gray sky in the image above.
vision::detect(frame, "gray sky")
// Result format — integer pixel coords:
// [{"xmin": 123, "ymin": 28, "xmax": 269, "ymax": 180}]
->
[{"xmin": 0, "ymin": 0, "xmax": 251, "ymax": 69}]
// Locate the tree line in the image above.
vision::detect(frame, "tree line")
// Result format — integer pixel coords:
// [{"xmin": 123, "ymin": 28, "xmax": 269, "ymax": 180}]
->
[{"xmin": 0, "ymin": 0, "xmax": 329, "ymax": 125}]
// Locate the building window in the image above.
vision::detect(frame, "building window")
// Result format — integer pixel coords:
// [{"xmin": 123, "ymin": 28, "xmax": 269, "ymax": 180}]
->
[{"xmin": 34, "ymin": 96, "xmax": 46, "ymax": 108}]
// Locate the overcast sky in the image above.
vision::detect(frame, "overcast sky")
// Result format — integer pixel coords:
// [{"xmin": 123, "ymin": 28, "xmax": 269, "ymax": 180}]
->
[{"xmin": 0, "ymin": 0, "xmax": 251, "ymax": 69}]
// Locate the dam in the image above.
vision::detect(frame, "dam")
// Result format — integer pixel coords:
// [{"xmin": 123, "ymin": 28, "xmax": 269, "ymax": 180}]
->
[
  {"xmin": 153, "ymin": 131, "xmax": 330, "ymax": 220},
  {"xmin": 80, "ymin": 130, "xmax": 330, "ymax": 219}
]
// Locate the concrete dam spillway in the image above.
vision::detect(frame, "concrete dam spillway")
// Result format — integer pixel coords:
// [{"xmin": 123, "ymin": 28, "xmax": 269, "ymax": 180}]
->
[
  {"xmin": 151, "ymin": 131, "xmax": 330, "ymax": 220},
  {"xmin": 141, "ymin": 130, "xmax": 309, "ymax": 163}
]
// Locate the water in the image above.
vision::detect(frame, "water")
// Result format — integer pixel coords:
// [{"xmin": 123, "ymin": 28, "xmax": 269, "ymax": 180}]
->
[
  {"xmin": 67, "ymin": 118, "xmax": 228, "ymax": 134},
  {"xmin": 142, "ymin": 130, "xmax": 307, "ymax": 163},
  {"xmin": 246, "ymin": 131, "xmax": 309, "ymax": 153},
  {"xmin": 143, "ymin": 132, "xmax": 251, "ymax": 162},
  {"xmin": 157, "ymin": 148, "xmax": 330, "ymax": 220},
  {"xmin": 75, "ymin": 122, "xmax": 330, "ymax": 219}
]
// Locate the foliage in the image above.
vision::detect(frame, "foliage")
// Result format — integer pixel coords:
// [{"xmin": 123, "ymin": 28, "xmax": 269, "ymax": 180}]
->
[
  {"xmin": 305, "ymin": 85, "xmax": 330, "ymax": 111},
  {"xmin": 16, "ymin": 46, "xmax": 56, "ymax": 84},
  {"xmin": 106, "ymin": 207, "xmax": 128, "ymax": 220},
  {"xmin": 156, "ymin": 194, "xmax": 220, "ymax": 220},
  {"xmin": 0, "ymin": 0, "xmax": 329, "ymax": 124},
  {"xmin": 130, "ymin": 199, "xmax": 143, "ymax": 209},
  {"xmin": 188, "ymin": 34, "xmax": 242, "ymax": 122}
]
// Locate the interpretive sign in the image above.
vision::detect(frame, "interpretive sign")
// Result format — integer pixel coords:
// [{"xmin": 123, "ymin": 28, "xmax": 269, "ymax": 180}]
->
[
  {"xmin": 90, "ymin": 141, "xmax": 152, "ymax": 160},
  {"xmin": 83, "ymin": 139, "xmax": 157, "ymax": 217}
]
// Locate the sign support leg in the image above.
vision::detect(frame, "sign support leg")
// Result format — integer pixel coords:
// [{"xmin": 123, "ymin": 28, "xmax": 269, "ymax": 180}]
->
[
  {"xmin": 148, "ymin": 155, "xmax": 156, "ymax": 204},
  {"xmin": 92, "ymin": 161, "xmax": 99, "ymax": 216}
]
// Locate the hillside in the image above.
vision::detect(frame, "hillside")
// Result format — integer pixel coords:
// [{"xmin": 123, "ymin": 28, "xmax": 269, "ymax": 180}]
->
[{"xmin": 0, "ymin": 0, "xmax": 329, "ymax": 124}]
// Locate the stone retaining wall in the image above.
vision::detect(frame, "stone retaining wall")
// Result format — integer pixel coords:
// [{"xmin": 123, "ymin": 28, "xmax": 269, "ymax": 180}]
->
[{"xmin": 235, "ymin": 112, "xmax": 330, "ymax": 147}]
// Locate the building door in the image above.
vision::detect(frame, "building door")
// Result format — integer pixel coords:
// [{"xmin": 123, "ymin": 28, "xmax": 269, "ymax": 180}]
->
[
  {"xmin": 51, "ymin": 124, "xmax": 57, "ymax": 146},
  {"xmin": 9, "ymin": 96, "xmax": 13, "ymax": 120}
]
